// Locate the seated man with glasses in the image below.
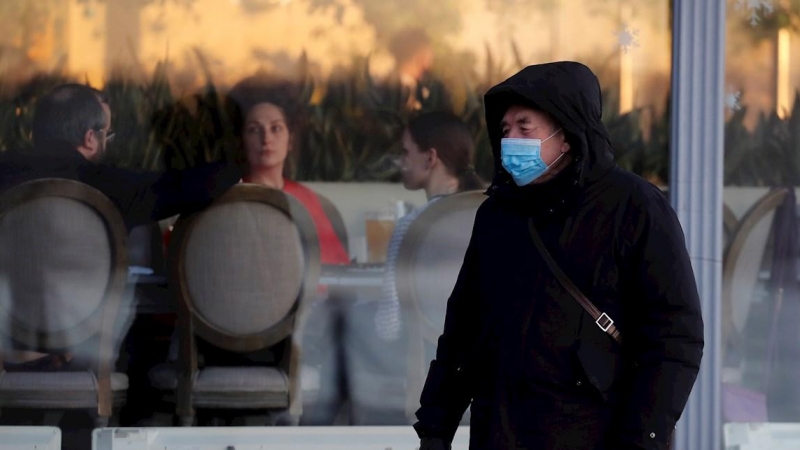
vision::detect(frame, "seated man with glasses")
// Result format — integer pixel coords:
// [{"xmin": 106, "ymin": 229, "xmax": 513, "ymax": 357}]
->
[{"xmin": 0, "ymin": 83, "xmax": 243, "ymax": 230}]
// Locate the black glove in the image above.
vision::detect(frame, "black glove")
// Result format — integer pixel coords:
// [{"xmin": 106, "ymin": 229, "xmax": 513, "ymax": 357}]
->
[{"xmin": 419, "ymin": 438, "xmax": 450, "ymax": 450}]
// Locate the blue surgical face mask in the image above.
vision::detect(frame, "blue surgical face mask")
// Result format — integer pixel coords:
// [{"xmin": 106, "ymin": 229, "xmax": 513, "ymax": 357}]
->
[{"xmin": 500, "ymin": 128, "xmax": 564, "ymax": 186}]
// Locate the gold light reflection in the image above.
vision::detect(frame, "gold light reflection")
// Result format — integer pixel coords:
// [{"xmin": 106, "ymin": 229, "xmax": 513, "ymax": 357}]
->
[
  {"xmin": 777, "ymin": 28, "xmax": 791, "ymax": 119},
  {"xmin": 619, "ymin": 3, "xmax": 635, "ymax": 115},
  {"xmin": 3, "ymin": 0, "xmax": 671, "ymax": 116},
  {"xmin": 67, "ymin": 0, "xmax": 106, "ymax": 88}
]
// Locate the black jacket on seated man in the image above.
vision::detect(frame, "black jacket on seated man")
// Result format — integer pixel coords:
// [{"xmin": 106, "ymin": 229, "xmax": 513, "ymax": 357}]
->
[
  {"xmin": 0, "ymin": 141, "xmax": 242, "ymax": 230},
  {"xmin": 0, "ymin": 83, "xmax": 243, "ymax": 230}
]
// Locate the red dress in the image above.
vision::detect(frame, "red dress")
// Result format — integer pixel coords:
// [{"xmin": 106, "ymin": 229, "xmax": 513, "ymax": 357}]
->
[{"xmin": 281, "ymin": 180, "xmax": 350, "ymax": 265}]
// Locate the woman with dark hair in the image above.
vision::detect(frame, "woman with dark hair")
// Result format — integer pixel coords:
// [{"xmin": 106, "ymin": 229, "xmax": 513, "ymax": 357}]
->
[
  {"xmin": 375, "ymin": 111, "xmax": 486, "ymax": 341},
  {"xmin": 202, "ymin": 77, "xmax": 352, "ymax": 425},
  {"xmin": 402, "ymin": 111, "xmax": 486, "ymax": 193},
  {"xmin": 227, "ymin": 76, "xmax": 350, "ymax": 265},
  {"xmin": 161, "ymin": 78, "xmax": 350, "ymax": 261},
  {"xmin": 162, "ymin": 77, "xmax": 350, "ymax": 375}
]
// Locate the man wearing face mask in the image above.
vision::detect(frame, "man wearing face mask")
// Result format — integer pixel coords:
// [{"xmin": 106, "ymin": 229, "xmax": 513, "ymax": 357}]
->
[{"xmin": 413, "ymin": 62, "xmax": 704, "ymax": 450}]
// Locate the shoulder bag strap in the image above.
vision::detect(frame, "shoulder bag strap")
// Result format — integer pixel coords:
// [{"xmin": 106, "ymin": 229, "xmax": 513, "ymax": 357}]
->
[{"xmin": 527, "ymin": 219, "xmax": 622, "ymax": 345}]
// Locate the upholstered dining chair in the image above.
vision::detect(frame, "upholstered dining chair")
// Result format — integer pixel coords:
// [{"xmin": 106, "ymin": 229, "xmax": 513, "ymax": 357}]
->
[
  {"xmin": 151, "ymin": 184, "xmax": 320, "ymax": 426},
  {"xmin": 0, "ymin": 178, "xmax": 129, "ymax": 427},
  {"xmin": 722, "ymin": 188, "xmax": 789, "ymax": 358},
  {"xmin": 723, "ymin": 202, "xmax": 738, "ymax": 252},
  {"xmin": 394, "ymin": 190, "xmax": 486, "ymax": 422}
]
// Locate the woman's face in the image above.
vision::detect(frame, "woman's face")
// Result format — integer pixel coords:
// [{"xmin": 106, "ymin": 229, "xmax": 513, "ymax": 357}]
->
[
  {"xmin": 243, "ymin": 102, "xmax": 291, "ymax": 172},
  {"xmin": 400, "ymin": 128, "xmax": 431, "ymax": 190}
]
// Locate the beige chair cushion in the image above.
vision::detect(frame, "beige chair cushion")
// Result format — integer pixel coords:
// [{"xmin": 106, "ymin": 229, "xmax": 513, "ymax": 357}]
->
[
  {"xmin": 184, "ymin": 202, "xmax": 304, "ymax": 336},
  {"xmin": 0, "ymin": 370, "xmax": 127, "ymax": 409},
  {"xmin": 150, "ymin": 364, "xmax": 289, "ymax": 409},
  {"xmin": 0, "ymin": 197, "xmax": 111, "ymax": 335}
]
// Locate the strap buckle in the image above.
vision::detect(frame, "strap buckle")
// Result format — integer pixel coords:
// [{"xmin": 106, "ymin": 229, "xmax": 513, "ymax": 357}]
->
[{"xmin": 596, "ymin": 313, "xmax": 614, "ymax": 332}]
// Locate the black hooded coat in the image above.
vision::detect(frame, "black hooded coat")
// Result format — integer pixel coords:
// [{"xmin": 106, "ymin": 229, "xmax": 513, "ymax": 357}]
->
[{"xmin": 413, "ymin": 62, "xmax": 704, "ymax": 450}]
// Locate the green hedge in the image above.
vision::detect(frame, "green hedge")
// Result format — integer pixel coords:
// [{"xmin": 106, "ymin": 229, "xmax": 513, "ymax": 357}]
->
[{"xmin": 6, "ymin": 56, "xmax": 792, "ymax": 187}]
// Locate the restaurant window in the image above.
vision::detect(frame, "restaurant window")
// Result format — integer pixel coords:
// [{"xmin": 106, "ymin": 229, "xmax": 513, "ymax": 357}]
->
[
  {"xmin": 0, "ymin": 0, "xmax": 672, "ymax": 443},
  {"xmin": 722, "ymin": 0, "xmax": 800, "ymax": 435}
]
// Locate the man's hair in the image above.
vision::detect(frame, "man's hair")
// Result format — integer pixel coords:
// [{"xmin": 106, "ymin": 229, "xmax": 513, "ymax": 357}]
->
[
  {"xmin": 32, "ymin": 83, "xmax": 108, "ymax": 149},
  {"xmin": 388, "ymin": 27, "xmax": 432, "ymax": 65}
]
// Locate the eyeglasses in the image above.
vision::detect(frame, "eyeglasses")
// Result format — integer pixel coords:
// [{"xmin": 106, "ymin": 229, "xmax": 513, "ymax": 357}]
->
[{"xmin": 96, "ymin": 128, "xmax": 115, "ymax": 144}]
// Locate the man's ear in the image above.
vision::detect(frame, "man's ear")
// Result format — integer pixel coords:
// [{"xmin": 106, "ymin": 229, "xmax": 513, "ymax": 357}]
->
[
  {"xmin": 76, "ymin": 128, "xmax": 99, "ymax": 161},
  {"xmin": 427, "ymin": 147, "xmax": 439, "ymax": 169},
  {"xmin": 83, "ymin": 129, "xmax": 96, "ymax": 148}
]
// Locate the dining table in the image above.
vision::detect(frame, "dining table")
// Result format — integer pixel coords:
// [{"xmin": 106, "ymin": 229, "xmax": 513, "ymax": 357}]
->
[{"xmin": 128, "ymin": 262, "xmax": 386, "ymax": 315}]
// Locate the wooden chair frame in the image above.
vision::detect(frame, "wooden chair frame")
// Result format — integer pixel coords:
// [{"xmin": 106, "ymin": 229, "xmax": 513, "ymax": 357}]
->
[
  {"xmin": 723, "ymin": 202, "xmax": 738, "ymax": 251},
  {"xmin": 316, "ymin": 192, "xmax": 349, "ymax": 252},
  {"xmin": 722, "ymin": 187, "xmax": 790, "ymax": 358},
  {"xmin": 168, "ymin": 184, "xmax": 320, "ymax": 424},
  {"xmin": 0, "ymin": 178, "xmax": 128, "ymax": 422}
]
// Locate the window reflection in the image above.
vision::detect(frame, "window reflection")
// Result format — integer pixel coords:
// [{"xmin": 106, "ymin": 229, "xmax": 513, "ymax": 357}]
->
[
  {"xmin": 722, "ymin": 0, "xmax": 800, "ymax": 434},
  {"xmin": 0, "ymin": 0, "xmax": 672, "ymax": 446}
]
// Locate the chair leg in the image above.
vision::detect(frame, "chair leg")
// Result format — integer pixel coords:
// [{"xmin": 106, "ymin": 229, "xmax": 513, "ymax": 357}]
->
[{"xmin": 176, "ymin": 374, "xmax": 195, "ymax": 427}]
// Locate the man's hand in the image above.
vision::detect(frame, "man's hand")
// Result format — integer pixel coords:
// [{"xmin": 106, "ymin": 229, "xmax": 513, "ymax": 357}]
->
[{"xmin": 419, "ymin": 438, "xmax": 450, "ymax": 450}]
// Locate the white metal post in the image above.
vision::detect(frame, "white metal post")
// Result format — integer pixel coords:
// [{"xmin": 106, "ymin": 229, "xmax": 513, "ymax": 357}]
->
[{"xmin": 670, "ymin": 0, "xmax": 726, "ymax": 449}]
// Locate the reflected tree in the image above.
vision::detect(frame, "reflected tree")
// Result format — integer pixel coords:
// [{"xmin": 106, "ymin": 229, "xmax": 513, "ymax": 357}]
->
[{"xmin": 305, "ymin": 0, "xmax": 464, "ymax": 43}]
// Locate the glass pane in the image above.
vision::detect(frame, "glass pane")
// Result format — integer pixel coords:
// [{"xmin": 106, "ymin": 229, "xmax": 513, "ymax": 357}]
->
[
  {"xmin": 723, "ymin": 0, "xmax": 800, "ymax": 434},
  {"xmin": 0, "ymin": 0, "xmax": 671, "ymax": 444}
]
